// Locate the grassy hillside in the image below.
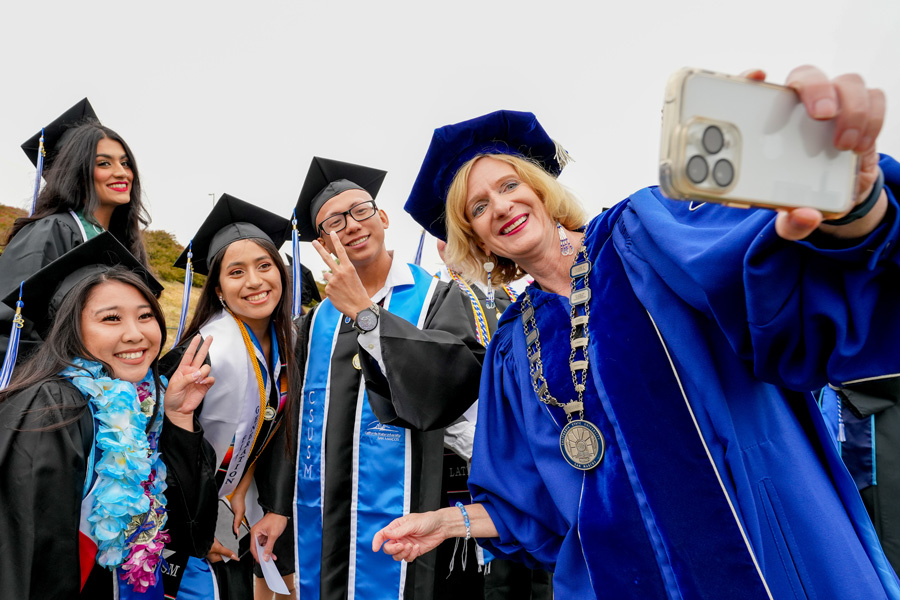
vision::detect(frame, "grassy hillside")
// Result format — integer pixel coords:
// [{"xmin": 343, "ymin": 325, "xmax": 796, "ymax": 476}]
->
[
  {"xmin": 0, "ymin": 205, "xmax": 27, "ymax": 252},
  {"xmin": 0, "ymin": 203, "xmax": 322, "ymax": 352},
  {"xmin": 158, "ymin": 278, "xmax": 202, "ymax": 352}
]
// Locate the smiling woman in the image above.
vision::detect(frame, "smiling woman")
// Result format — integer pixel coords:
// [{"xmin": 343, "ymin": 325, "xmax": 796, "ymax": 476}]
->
[
  {"xmin": 0, "ymin": 232, "xmax": 217, "ymax": 599},
  {"xmin": 0, "ymin": 99, "xmax": 152, "ymax": 366},
  {"xmin": 380, "ymin": 87, "xmax": 900, "ymax": 600},
  {"xmin": 162, "ymin": 194, "xmax": 300, "ymax": 600},
  {"xmin": 81, "ymin": 279, "xmax": 163, "ymax": 383}
]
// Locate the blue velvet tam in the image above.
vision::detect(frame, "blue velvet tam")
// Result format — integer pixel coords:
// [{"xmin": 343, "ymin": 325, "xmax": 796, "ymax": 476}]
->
[{"xmin": 404, "ymin": 110, "xmax": 569, "ymax": 240}]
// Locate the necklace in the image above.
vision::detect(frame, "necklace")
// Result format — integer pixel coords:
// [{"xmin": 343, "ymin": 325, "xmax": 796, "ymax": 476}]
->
[
  {"xmin": 521, "ymin": 238, "xmax": 605, "ymax": 470},
  {"xmin": 60, "ymin": 358, "xmax": 170, "ymax": 592}
]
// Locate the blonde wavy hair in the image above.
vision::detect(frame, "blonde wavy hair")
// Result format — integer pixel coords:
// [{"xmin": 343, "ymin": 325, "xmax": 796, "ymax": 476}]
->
[{"xmin": 444, "ymin": 154, "xmax": 587, "ymax": 286}]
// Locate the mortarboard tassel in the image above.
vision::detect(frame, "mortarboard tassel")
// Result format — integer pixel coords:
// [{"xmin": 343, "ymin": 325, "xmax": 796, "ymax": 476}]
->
[
  {"xmin": 0, "ymin": 283, "xmax": 25, "ymax": 390},
  {"xmin": 172, "ymin": 242, "xmax": 193, "ymax": 346},
  {"xmin": 29, "ymin": 130, "xmax": 46, "ymax": 215},
  {"xmin": 291, "ymin": 210, "xmax": 302, "ymax": 318},
  {"xmin": 413, "ymin": 229, "xmax": 425, "ymax": 266},
  {"xmin": 552, "ymin": 139, "xmax": 573, "ymax": 172}
]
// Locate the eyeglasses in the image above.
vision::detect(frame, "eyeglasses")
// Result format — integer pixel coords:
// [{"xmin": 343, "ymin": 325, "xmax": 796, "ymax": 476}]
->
[{"xmin": 317, "ymin": 200, "xmax": 379, "ymax": 235}]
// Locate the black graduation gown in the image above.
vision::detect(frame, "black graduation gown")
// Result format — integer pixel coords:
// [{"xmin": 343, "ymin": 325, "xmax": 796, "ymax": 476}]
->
[
  {"xmin": 159, "ymin": 338, "xmax": 295, "ymax": 598},
  {"xmin": 0, "ymin": 214, "xmax": 83, "ymax": 363},
  {"xmin": 294, "ymin": 278, "xmax": 485, "ymax": 600},
  {"xmin": 0, "ymin": 379, "xmax": 216, "ymax": 599},
  {"xmin": 836, "ymin": 377, "xmax": 900, "ymax": 575}
]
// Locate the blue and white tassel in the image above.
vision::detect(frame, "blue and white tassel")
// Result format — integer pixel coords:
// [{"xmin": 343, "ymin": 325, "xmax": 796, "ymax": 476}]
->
[
  {"xmin": 29, "ymin": 130, "xmax": 45, "ymax": 215},
  {"xmin": 172, "ymin": 242, "xmax": 193, "ymax": 346},
  {"xmin": 0, "ymin": 283, "xmax": 25, "ymax": 389},
  {"xmin": 413, "ymin": 229, "xmax": 425, "ymax": 266},
  {"xmin": 291, "ymin": 210, "xmax": 302, "ymax": 318}
]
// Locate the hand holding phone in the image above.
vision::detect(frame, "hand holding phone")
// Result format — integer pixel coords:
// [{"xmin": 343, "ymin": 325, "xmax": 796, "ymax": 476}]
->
[{"xmin": 659, "ymin": 68, "xmax": 859, "ymax": 216}]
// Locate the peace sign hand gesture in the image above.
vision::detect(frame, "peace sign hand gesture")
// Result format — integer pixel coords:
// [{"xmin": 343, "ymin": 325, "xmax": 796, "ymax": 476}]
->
[
  {"xmin": 164, "ymin": 334, "xmax": 215, "ymax": 431},
  {"xmin": 311, "ymin": 231, "xmax": 374, "ymax": 319}
]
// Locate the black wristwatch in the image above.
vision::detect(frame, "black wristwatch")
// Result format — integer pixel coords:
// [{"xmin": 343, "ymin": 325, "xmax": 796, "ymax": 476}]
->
[{"xmin": 352, "ymin": 304, "xmax": 380, "ymax": 334}]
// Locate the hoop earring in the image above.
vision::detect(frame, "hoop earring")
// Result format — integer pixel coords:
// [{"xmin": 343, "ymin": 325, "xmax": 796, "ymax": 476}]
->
[
  {"xmin": 557, "ymin": 221, "xmax": 574, "ymax": 256},
  {"xmin": 483, "ymin": 258, "xmax": 496, "ymax": 309}
]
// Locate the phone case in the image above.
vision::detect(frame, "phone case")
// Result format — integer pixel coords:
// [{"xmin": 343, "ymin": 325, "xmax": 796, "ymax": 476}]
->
[{"xmin": 659, "ymin": 68, "xmax": 858, "ymax": 216}]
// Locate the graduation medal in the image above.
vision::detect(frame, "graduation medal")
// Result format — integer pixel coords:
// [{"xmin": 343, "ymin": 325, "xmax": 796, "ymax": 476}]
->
[{"xmin": 522, "ymin": 239, "xmax": 605, "ymax": 471}]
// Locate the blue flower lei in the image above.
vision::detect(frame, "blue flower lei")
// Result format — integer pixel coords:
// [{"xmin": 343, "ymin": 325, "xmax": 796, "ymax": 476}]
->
[{"xmin": 60, "ymin": 358, "xmax": 169, "ymax": 583}]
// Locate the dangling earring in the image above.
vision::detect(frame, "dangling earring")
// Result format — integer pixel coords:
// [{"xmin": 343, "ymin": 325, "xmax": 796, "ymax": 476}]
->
[
  {"xmin": 483, "ymin": 258, "xmax": 496, "ymax": 309},
  {"xmin": 219, "ymin": 295, "xmax": 227, "ymax": 309},
  {"xmin": 557, "ymin": 221, "xmax": 574, "ymax": 256}
]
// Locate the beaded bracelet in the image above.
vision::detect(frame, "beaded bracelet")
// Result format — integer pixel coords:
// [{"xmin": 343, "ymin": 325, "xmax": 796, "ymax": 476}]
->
[
  {"xmin": 824, "ymin": 167, "xmax": 885, "ymax": 226},
  {"xmin": 455, "ymin": 501, "xmax": 471, "ymax": 540}
]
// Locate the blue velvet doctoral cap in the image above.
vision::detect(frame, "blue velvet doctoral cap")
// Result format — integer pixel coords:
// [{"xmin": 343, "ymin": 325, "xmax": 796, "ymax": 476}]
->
[
  {"xmin": 404, "ymin": 110, "xmax": 568, "ymax": 240},
  {"xmin": 21, "ymin": 98, "xmax": 99, "ymax": 168}
]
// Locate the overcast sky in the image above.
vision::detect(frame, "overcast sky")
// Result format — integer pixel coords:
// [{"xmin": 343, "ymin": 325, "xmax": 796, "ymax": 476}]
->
[{"xmin": 2, "ymin": 1, "xmax": 898, "ymax": 280}]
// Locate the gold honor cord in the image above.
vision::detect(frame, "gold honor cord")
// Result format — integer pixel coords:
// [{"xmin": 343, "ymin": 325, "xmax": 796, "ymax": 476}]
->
[
  {"xmin": 448, "ymin": 269, "xmax": 492, "ymax": 346},
  {"xmin": 225, "ymin": 308, "xmax": 269, "ymax": 472}
]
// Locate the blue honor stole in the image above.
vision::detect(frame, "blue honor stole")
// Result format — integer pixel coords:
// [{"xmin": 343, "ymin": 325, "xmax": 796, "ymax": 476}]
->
[{"xmin": 295, "ymin": 264, "xmax": 437, "ymax": 599}]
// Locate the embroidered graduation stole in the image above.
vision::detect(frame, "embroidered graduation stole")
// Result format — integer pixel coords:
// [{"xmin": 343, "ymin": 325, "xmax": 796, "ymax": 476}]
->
[
  {"xmin": 216, "ymin": 316, "xmax": 285, "ymax": 497},
  {"xmin": 295, "ymin": 263, "xmax": 436, "ymax": 600}
]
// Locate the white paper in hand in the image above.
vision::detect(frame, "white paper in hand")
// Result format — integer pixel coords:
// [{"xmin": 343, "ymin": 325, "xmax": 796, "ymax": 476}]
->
[{"xmin": 255, "ymin": 535, "xmax": 289, "ymax": 594}]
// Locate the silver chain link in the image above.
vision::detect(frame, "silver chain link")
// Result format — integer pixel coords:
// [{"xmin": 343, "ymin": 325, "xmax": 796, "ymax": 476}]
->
[{"xmin": 522, "ymin": 240, "xmax": 590, "ymax": 422}]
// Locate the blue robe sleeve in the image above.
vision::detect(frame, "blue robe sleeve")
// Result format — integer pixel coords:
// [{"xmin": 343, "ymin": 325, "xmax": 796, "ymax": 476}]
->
[
  {"xmin": 619, "ymin": 154, "xmax": 900, "ymax": 392},
  {"xmin": 467, "ymin": 326, "xmax": 572, "ymax": 571}
]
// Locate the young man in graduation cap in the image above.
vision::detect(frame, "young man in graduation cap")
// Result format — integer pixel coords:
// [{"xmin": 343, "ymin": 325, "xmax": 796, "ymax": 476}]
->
[{"xmin": 285, "ymin": 157, "xmax": 486, "ymax": 600}]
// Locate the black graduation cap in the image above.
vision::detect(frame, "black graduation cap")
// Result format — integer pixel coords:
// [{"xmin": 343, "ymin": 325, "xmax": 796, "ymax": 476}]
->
[
  {"xmin": 20, "ymin": 98, "xmax": 99, "ymax": 168},
  {"xmin": 294, "ymin": 157, "xmax": 387, "ymax": 240},
  {"xmin": 0, "ymin": 232, "xmax": 163, "ymax": 337},
  {"xmin": 174, "ymin": 194, "xmax": 290, "ymax": 276}
]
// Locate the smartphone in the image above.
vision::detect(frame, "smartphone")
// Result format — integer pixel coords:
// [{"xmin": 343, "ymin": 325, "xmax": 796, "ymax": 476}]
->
[
  {"xmin": 217, "ymin": 499, "xmax": 251, "ymax": 558},
  {"xmin": 659, "ymin": 68, "xmax": 858, "ymax": 216}
]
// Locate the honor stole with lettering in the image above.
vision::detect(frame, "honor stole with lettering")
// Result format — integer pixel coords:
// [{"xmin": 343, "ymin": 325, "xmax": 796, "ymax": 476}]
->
[
  {"xmin": 216, "ymin": 320, "xmax": 286, "ymax": 495},
  {"xmin": 294, "ymin": 263, "xmax": 436, "ymax": 600}
]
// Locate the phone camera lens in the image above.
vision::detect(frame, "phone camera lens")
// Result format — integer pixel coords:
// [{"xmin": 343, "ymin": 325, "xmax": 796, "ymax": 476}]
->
[
  {"xmin": 702, "ymin": 125, "xmax": 725, "ymax": 154},
  {"xmin": 713, "ymin": 159, "xmax": 734, "ymax": 187},
  {"xmin": 686, "ymin": 155, "xmax": 709, "ymax": 184}
]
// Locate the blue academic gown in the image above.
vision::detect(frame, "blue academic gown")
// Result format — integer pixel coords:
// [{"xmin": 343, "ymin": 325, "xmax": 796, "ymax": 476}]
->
[{"xmin": 469, "ymin": 155, "xmax": 900, "ymax": 599}]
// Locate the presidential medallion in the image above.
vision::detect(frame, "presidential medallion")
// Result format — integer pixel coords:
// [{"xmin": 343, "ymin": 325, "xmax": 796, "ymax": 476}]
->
[
  {"xmin": 352, "ymin": 353, "xmax": 361, "ymax": 370},
  {"xmin": 264, "ymin": 405, "xmax": 277, "ymax": 421},
  {"xmin": 559, "ymin": 419, "xmax": 604, "ymax": 470}
]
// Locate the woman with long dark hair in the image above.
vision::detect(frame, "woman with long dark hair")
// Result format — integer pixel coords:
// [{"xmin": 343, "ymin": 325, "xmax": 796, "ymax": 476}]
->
[
  {"xmin": 0, "ymin": 233, "xmax": 217, "ymax": 599},
  {"xmin": 0, "ymin": 99, "xmax": 151, "ymax": 363},
  {"xmin": 163, "ymin": 194, "xmax": 299, "ymax": 600}
]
